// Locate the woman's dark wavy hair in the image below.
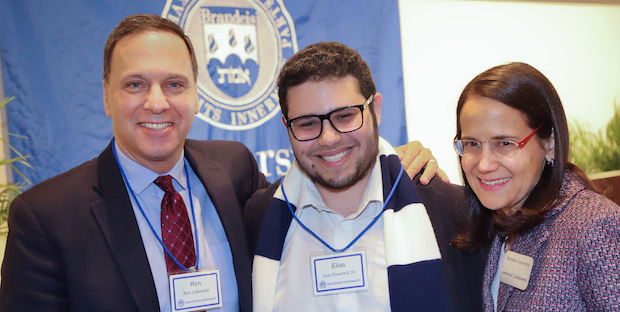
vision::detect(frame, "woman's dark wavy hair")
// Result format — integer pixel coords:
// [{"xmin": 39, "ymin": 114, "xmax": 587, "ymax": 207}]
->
[{"xmin": 451, "ymin": 62, "xmax": 597, "ymax": 251}]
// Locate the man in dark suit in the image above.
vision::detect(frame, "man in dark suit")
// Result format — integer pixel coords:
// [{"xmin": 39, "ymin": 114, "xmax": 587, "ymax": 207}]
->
[{"xmin": 0, "ymin": 14, "xmax": 269, "ymax": 312}]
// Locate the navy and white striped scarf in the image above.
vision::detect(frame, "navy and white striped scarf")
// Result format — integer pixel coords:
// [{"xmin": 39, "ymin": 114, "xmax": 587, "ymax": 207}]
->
[{"xmin": 253, "ymin": 141, "xmax": 452, "ymax": 311}]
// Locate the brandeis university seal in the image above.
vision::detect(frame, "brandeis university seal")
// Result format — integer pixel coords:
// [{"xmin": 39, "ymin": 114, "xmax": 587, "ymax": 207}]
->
[{"xmin": 163, "ymin": 0, "xmax": 298, "ymax": 130}]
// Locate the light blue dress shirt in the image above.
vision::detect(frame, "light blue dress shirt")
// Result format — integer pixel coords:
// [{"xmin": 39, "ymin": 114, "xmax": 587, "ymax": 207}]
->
[
  {"xmin": 274, "ymin": 158, "xmax": 390, "ymax": 311},
  {"xmin": 114, "ymin": 143, "xmax": 239, "ymax": 312}
]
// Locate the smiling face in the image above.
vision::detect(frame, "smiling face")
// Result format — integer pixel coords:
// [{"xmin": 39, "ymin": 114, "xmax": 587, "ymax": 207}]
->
[
  {"xmin": 459, "ymin": 95, "xmax": 554, "ymax": 213},
  {"xmin": 103, "ymin": 30, "xmax": 198, "ymax": 173},
  {"xmin": 285, "ymin": 75, "xmax": 381, "ymax": 191}
]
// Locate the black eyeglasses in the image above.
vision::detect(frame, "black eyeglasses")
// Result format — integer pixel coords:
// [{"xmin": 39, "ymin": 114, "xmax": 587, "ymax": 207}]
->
[
  {"xmin": 285, "ymin": 95, "xmax": 373, "ymax": 141},
  {"xmin": 453, "ymin": 124, "xmax": 543, "ymax": 158}
]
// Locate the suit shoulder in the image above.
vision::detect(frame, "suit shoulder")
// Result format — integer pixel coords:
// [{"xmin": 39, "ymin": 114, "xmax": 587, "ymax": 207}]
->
[
  {"xmin": 413, "ymin": 174, "xmax": 465, "ymax": 211},
  {"xmin": 244, "ymin": 178, "xmax": 281, "ymax": 254},
  {"xmin": 186, "ymin": 139, "xmax": 250, "ymax": 152},
  {"xmin": 555, "ymin": 188, "xmax": 620, "ymax": 238},
  {"xmin": 411, "ymin": 175, "xmax": 467, "ymax": 236},
  {"xmin": 18, "ymin": 157, "xmax": 99, "ymax": 207},
  {"xmin": 186, "ymin": 139, "xmax": 255, "ymax": 161},
  {"xmin": 554, "ymin": 188, "xmax": 619, "ymax": 224}
]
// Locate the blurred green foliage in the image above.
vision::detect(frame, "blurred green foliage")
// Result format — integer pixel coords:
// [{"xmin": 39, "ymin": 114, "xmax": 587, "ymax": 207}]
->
[
  {"xmin": 0, "ymin": 97, "xmax": 32, "ymax": 237},
  {"xmin": 569, "ymin": 101, "xmax": 620, "ymax": 174}
]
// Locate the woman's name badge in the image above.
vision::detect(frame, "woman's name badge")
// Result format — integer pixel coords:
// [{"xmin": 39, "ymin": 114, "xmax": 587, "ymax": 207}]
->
[
  {"xmin": 500, "ymin": 250, "xmax": 534, "ymax": 291},
  {"xmin": 169, "ymin": 268, "xmax": 223, "ymax": 311},
  {"xmin": 310, "ymin": 249, "xmax": 369, "ymax": 296}
]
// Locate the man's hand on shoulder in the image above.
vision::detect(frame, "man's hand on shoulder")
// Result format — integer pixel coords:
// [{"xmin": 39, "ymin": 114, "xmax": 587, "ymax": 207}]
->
[{"xmin": 395, "ymin": 141, "xmax": 449, "ymax": 185}]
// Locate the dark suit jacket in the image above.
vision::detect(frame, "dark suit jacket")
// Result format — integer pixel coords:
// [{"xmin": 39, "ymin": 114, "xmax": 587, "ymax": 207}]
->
[
  {"xmin": 412, "ymin": 174, "xmax": 488, "ymax": 311},
  {"xmin": 244, "ymin": 172, "xmax": 487, "ymax": 312},
  {"xmin": 0, "ymin": 139, "xmax": 269, "ymax": 312}
]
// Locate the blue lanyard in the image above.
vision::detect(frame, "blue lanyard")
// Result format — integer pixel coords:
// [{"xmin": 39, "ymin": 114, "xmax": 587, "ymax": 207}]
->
[
  {"xmin": 281, "ymin": 164, "xmax": 405, "ymax": 253},
  {"xmin": 112, "ymin": 139, "xmax": 200, "ymax": 271}
]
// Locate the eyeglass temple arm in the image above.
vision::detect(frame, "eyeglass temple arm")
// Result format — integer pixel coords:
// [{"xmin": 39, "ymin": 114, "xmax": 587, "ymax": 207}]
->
[{"xmin": 518, "ymin": 124, "xmax": 544, "ymax": 148}]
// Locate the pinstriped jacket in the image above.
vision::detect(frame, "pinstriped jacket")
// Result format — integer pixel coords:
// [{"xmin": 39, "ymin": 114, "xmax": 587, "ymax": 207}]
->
[{"xmin": 482, "ymin": 171, "xmax": 620, "ymax": 311}]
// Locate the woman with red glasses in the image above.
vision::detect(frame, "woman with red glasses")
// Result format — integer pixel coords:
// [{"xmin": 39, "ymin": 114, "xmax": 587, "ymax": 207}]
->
[{"xmin": 451, "ymin": 62, "xmax": 619, "ymax": 311}]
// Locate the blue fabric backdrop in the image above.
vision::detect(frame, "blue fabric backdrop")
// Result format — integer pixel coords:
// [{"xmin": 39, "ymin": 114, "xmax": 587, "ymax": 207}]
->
[{"xmin": 0, "ymin": 0, "xmax": 406, "ymax": 186}]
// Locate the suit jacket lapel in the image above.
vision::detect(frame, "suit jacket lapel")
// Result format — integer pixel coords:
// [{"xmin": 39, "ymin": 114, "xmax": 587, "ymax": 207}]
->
[
  {"xmin": 184, "ymin": 144, "xmax": 251, "ymax": 256},
  {"xmin": 184, "ymin": 143, "xmax": 253, "ymax": 311},
  {"xmin": 90, "ymin": 143, "xmax": 159, "ymax": 312},
  {"xmin": 495, "ymin": 224, "xmax": 550, "ymax": 311},
  {"xmin": 482, "ymin": 236, "xmax": 502, "ymax": 311}
]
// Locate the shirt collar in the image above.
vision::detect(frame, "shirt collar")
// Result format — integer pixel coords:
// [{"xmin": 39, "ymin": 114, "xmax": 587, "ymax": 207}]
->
[
  {"xmin": 295, "ymin": 156, "xmax": 383, "ymax": 220},
  {"xmin": 113, "ymin": 141, "xmax": 187, "ymax": 194}
]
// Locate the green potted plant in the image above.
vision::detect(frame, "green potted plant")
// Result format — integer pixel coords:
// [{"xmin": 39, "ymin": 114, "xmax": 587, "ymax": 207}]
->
[
  {"xmin": 569, "ymin": 101, "xmax": 620, "ymax": 174},
  {"xmin": 569, "ymin": 101, "xmax": 620, "ymax": 206},
  {"xmin": 0, "ymin": 96, "xmax": 32, "ymax": 237}
]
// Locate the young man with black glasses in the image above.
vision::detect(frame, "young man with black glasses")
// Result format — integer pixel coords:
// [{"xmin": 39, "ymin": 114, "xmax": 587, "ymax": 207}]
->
[{"xmin": 247, "ymin": 42, "xmax": 487, "ymax": 312}]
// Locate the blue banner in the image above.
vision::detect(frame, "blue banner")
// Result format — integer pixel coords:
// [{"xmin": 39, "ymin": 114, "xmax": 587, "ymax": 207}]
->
[{"xmin": 0, "ymin": 0, "xmax": 406, "ymax": 185}]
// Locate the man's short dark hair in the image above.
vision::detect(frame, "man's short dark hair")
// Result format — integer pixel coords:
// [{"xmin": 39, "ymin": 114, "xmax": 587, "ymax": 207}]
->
[
  {"xmin": 277, "ymin": 42, "xmax": 376, "ymax": 118},
  {"xmin": 103, "ymin": 14, "xmax": 198, "ymax": 84}
]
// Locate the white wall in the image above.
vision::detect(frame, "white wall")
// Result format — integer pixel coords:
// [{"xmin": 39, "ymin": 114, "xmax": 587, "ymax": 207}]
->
[{"xmin": 399, "ymin": 0, "xmax": 620, "ymax": 183}]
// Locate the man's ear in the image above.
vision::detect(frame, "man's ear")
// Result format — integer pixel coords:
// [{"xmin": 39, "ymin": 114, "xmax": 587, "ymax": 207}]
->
[
  {"xmin": 371, "ymin": 92, "xmax": 382, "ymax": 125},
  {"xmin": 193, "ymin": 86, "xmax": 199, "ymax": 115},
  {"xmin": 103, "ymin": 83, "xmax": 111, "ymax": 117},
  {"xmin": 281, "ymin": 116, "xmax": 288, "ymax": 128}
]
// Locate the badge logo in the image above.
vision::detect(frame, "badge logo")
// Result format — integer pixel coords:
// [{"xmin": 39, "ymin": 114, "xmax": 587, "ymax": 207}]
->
[{"xmin": 163, "ymin": 0, "xmax": 298, "ymax": 130}]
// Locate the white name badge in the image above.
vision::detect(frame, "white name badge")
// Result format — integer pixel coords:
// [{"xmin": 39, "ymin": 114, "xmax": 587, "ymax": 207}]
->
[
  {"xmin": 500, "ymin": 250, "xmax": 534, "ymax": 291},
  {"xmin": 169, "ymin": 268, "xmax": 223, "ymax": 311},
  {"xmin": 311, "ymin": 249, "xmax": 369, "ymax": 296}
]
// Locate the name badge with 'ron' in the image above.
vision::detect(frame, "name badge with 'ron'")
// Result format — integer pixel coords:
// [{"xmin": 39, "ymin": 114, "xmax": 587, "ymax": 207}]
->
[
  {"xmin": 169, "ymin": 268, "xmax": 223, "ymax": 311},
  {"xmin": 500, "ymin": 250, "xmax": 534, "ymax": 291}
]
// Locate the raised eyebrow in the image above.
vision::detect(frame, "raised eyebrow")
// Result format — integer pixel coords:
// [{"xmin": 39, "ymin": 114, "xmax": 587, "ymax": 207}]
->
[
  {"xmin": 460, "ymin": 135, "xmax": 519, "ymax": 141},
  {"xmin": 290, "ymin": 114, "xmax": 319, "ymax": 121},
  {"xmin": 162, "ymin": 76, "xmax": 190, "ymax": 88},
  {"xmin": 333, "ymin": 106, "xmax": 357, "ymax": 114},
  {"xmin": 458, "ymin": 136, "xmax": 479, "ymax": 141},
  {"xmin": 491, "ymin": 135, "xmax": 520, "ymax": 141},
  {"xmin": 120, "ymin": 73, "xmax": 147, "ymax": 83},
  {"xmin": 120, "ymin": 73, "xmax": 190, "ymax": 82},
  {"xmin": 290, "ymin": 104, "xmax": 357, "ymax": 120},
  {"xmin": 165, "ymin": 74, "xmax": 190, "ymax": 82}
]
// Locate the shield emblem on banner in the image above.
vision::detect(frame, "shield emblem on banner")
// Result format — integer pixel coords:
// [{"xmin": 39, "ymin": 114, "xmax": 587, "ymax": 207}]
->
[
  {"xmin": 163, "ymin": 0, "xmax": 298, "ymax": 130},
  {"xmin": 204, "ymin": 21, "xmax": 259, "ymax": 98}
]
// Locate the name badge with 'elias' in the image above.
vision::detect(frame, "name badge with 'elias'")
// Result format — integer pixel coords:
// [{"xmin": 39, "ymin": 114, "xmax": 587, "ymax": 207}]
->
[
  {"xmin": 500, "ymin": 250, "xmax": 534, "ymax": 291},
  {"xmin": 169, "ymin": 268, "xmax": 223, "ymax": 311},
  {"xmin": 311, "ymin": 249, "xmax": 369, "ymax": 296}
]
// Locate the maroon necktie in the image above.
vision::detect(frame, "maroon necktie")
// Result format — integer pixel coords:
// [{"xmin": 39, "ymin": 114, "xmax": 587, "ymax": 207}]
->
[{"xmin": 154, "ymin": 175, "xmax": 196, "ymax": 273}]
